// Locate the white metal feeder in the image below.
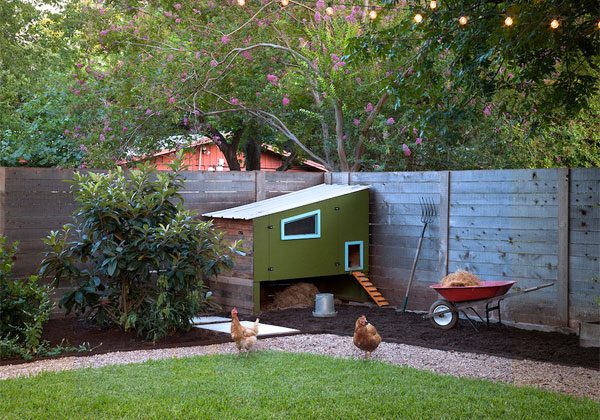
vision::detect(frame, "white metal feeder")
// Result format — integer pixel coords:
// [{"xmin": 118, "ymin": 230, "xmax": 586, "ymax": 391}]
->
[{"xmin": 312, "ymin": 293, "xmax": 337, "ymax": 317}]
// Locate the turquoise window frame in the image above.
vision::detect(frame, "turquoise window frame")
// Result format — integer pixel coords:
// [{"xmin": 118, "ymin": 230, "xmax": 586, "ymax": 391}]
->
[
  {"xmin": 280, "ymin": 209, "xmax": 321, "ymax": 241},
  {"xmin": 344, "ymin": 241, "xmax": 364, "ymax": 271}
]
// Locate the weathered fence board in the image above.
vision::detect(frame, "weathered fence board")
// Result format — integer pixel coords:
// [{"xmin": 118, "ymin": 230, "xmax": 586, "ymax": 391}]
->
[{"xmin": 1, "ymin": 167, "xmax": 597, "ymax": 331}]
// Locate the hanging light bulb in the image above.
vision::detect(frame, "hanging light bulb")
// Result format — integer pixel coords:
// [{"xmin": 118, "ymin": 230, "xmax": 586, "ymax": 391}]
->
[
  {"xmin": 550, "ymin": 19, "xmax": 560, "ymax": 29},
  {"xmin": 237, "ymin": 0, "xmax": 245, "ymax": 5},
  {"xmin": 504, "ymin": 16, "xmax": 514, "ymax": 27},
  {"xmin": 458, "ymin": 16, "xmax": 468, "ymax": 26},
  {"xmin": 369, "ymin": 9, "xmax": 377, "ymax": 20},
  {"xmin": 429, "ymin": 1, "xmax": 437, "ymax": 10},
  {"xmin": 326, "ymin": 6, "xmax": 334, "ymax": 16},
  {"xmin": 414, "ymin": 13, "xmax": 423, "ymax": 23},
  {"xmin": 280, "ymin": 0, "xmax": 289, "ymax": 6}
]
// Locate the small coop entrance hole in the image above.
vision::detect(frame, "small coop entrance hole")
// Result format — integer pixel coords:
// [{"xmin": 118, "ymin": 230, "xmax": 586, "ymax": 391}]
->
[{"xmin": 345, "ymin": 241, "xmax": 364, "ymax": 271}]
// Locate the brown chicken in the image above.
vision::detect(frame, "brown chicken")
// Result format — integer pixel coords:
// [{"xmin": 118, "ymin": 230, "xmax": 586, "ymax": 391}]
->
[
  {"xmin": 230, "ymin": 307, "xmax": 259, "ymax": 354},
  {"xmin": 353, "ymin": 315, "xmax": 381, "ymax": 359}
]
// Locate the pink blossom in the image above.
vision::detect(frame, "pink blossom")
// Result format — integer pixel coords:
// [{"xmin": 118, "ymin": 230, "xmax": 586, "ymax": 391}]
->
[
  {"xmin": 195, "ymin": 51, "xmax": 201, "ymax": 59},
  {"xmin": 355, "ymin": 77, "xmax": 362, "ymax": 84},
  {"xmin": 98, "ymin": 7, "xmax": 106, "ymax": 15},
  {"xmin": 365, "ymin": 102, "xmax": 374, "ymax": 113},
  {"xmin": 353, "ymin": 118, "xmax": 360, "ymax": 126},
  {"xmin": 99, "ymin": 30, "xmax": 108, "ymax": 37},
  {"xmin": 122, "ymin": 126, "xmax": 128, "ymax": 132},
  {"xmin": 167, "ymin": 54, "xmax": 174, "ymax": 62},
  {"xmin": 415, "ymin": 137, "xmax": 423, "ymax": 145},
  {"xmin": 386, "ymin": 117, "xmax": 395, "ymax": 125},
  {"xmin": 282, "ymin": 96, "xmax": 290, "ymax": 107},
  {"xmin": 315, "ymin": 0, "xmax": 325, "ymax": 9},
  {"xmin": 241, "ymin": 51, "xmax": 253, "ymax": 61},
  {"xmin": 483, "ymin": 104, "xmax": 492, "ymax": 116},
  {"xmin": 413, "ymin": 127, "xmax": 419, "ymax": 136},
  {"xmin": 183, "ymin": 117, "xmax": 189, "ymax": 126},
  {"xmin": 174, "ymin": 3, "xmax": 182, "ymax": 10},
  {"xmin": 79, "ymin": 144, "xmax": 88, "ymax": 152},
  {"xmin": 99, "ymin": 134, "xmax": 106, "ymax": 142},
  {"xmin": 168, "ymin": 97, "xmax": 176, "ymax": 104},
  {"xmin": 145, "ymin": 108, "xmax": 152, "ymax": 115},
  {"xmin": 314, "ymin": 11, "xmax": 322, "ymax": 22},
  {"xmin": 75, "ymin": 63, "xmax": 83, "ymax": 68},
  {"xmin": 210, "ymin": 59, "xmax": 218, "ymax": 67},
  {"xmin": 331, "ymin": 53, "xmax": 340, "ymax": 62},
  {"xmin": 164, "ymin": 11, "xmax": 173, "ymax": 18},
  {"xmin": 267, "ymin": 74, "xmax": 279, "ymax": 86},
  {"xmin": 333, "ymin": 61, "xmax": 346, "ymax": 71},
  {"xmin": 402, "ymin": 144, "xmax": 411, "ymax": 156},
  {"xmin": 73, "ymin": 89, "xmax": 81, "ymax": 95},
  {"xmin": 230, "ymin": 97, "xmax": 239, "ymax": 105},
  {"xmin": 64, "ymin": 129, "xmax": 70, "ymax": 136},
  {"xmin": 221, "ymin": 35, "xmax": 230, "ymax": 44},
  {"xmin": 175, "ymin": 18, "xmax": 181, "ymax": 23}
]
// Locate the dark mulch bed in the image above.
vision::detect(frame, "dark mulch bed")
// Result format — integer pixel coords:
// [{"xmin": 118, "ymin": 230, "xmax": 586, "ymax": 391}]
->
[{"xmin": 2, "ymin": 305, "xmax": 598, "ymax": 370}]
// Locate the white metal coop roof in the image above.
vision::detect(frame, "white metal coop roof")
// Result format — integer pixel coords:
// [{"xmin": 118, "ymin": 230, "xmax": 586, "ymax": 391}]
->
[{"xmin": 202, "ymin": 184, "xmax": 369, "ymax": 220}]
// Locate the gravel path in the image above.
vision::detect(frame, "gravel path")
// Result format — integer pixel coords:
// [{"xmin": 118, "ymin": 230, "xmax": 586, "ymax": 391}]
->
[{"xmin": 1, "ymin": 334, "xmax": 598, "ymax": 401}]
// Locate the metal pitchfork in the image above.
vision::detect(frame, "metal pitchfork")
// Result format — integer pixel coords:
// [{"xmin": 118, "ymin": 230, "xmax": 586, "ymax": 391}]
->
[{"xmin": 401, "ymin": 197, "xmax": 437, "ymax": 313}]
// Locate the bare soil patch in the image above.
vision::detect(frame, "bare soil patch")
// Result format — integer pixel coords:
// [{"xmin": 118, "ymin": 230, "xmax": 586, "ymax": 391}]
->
[{"xmin": 1, "ymin": 305, "xmax": 597, "ymax": 370}]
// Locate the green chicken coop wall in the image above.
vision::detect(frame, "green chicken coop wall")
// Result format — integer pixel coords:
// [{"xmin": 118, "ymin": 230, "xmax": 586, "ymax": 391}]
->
[{"xmin": 252, "ymin": 189, "xmax": 369, "ymax": 282}]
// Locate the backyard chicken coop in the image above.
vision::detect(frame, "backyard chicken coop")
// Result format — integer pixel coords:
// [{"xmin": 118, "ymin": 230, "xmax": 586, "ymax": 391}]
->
[{"xmin": 203, "ymin": 183, "xmax": 384, "ymax": 313}]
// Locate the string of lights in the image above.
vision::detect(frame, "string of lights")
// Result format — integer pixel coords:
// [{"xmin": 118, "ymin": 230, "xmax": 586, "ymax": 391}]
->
[{"xmin": 235, "ymin": 0, "xmax": 600, "ymax": 29}]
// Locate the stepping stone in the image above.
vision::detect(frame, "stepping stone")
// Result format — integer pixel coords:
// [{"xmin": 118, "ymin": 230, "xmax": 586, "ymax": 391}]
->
[
  {"xmin": 191, "ymin": 316, "xmax": 231, "ymax": 325},
  {"xmin": 194, "ymin": 321, "xmax": 300, "ymax": 337}
]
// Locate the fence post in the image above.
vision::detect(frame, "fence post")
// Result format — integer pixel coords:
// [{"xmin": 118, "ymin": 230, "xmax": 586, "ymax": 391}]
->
[
  {"xmin": 557, "ymin": 168, "xmax": 570, "ymax": 327},
  {"xmin": 439, "ymin": 171, "xmax": 450, "ymax": 277},
  {"xmin": 255, "ymin": 170, "xmax": 266, "ymax": 202}
]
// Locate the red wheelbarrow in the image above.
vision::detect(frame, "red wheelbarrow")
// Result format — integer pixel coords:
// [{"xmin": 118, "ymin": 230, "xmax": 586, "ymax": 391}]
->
[{"xmin": 424, "ymin": 281, "xmax": 554, "ymax": 330}]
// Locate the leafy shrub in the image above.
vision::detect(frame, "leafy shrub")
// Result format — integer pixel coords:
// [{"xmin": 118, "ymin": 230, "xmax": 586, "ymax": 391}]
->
[
  {"xmin": 0, "ymin": 237, "xmax": 54, "ymax": 360},
  {"xmin": 40, "ymin": 159, "xmax": 238, "ymax": 340}
]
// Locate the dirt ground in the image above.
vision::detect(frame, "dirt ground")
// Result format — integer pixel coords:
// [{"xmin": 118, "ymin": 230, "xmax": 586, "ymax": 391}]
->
[{"xmin": 2, "ymin": 305, "xmax": 598, "ymax": 369}]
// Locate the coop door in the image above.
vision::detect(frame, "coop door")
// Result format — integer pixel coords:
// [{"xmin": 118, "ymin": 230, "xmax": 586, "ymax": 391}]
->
[{"xmin": 344, "ymin": 241, "xmax": 364, "ymax": 271}]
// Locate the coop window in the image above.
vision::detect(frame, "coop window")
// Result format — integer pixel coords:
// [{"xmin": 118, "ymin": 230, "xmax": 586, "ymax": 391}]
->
[
  {"xmin": 345, "ymin": 241, "xmax": 364, "ymax": 271},
  {"xmin": 281, "ymin": 210, "xmax": 321, "ymax": 240}
]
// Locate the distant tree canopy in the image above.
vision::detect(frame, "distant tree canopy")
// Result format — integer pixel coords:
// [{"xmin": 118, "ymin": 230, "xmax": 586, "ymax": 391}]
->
[{"xmin": 0, "ymin": 0, "xmax": 598, "ymax": 170}]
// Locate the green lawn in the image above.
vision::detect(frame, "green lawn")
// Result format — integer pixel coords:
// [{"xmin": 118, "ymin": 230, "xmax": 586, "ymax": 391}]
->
[{"xmin": 0, "ymin": 352, "xmax": 597, "ymax": 419}]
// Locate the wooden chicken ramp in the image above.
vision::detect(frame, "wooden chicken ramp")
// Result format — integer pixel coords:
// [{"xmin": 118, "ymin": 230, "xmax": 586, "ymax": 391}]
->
[{"xmin": 352, "ymin": 271, "xmax": 390, "ymax": 307}]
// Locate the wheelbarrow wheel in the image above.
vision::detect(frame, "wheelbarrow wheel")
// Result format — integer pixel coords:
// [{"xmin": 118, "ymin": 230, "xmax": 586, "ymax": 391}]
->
[{"xmin": 429, "ymin": 299, "xmax": 458, "ymax": 330}]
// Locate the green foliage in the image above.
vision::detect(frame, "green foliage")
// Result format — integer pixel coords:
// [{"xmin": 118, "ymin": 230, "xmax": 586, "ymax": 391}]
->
[
  {"xmin": 0, "ymin": 237, "xmax": 54, "ymax": 360},
  {"xmin": 40, "ymin": 157, "xmax": 239, "ymax": 340},
  {"xmin": 0, "ymin": 352, "xmax": 598, "ymax": 418}
]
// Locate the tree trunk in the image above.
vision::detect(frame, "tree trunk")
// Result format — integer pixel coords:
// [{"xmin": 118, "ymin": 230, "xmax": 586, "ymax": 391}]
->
[
  {"xmin": 244, "ymin": 135, "xmax": 261, "ymax": 171},
  {"xmin": 206, "ymin": 126, "xmax": 242, "ymax": 171},
  {"xmin": 334, "ymin": 101, "xmax": 349, "ymax": 172},
  {"xmin": 276, "ymin": 141, "xmax": 297, "ymax": 171},
  {"xmin": 351, "ymin": 92, "xmax": 389, "ymax": 172}
]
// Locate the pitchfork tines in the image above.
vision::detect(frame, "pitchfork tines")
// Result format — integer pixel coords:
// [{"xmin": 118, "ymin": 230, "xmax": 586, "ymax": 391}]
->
[
  {"xmin": 400, "ymin": 196, "xmax": 437, "ymax": 313},
  {"xmin": 420, "ymin": 197, "xmax": 437, "ymax": 224}
]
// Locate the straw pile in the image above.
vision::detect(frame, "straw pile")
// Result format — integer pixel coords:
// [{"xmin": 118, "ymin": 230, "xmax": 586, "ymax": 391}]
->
[
  {"xmin": 440, "ymin": 270, "xmax": 481, "ymax": 287},
  {"xmin": 269, "ymin": 282, "xmax": 320, "ymax": 310}
]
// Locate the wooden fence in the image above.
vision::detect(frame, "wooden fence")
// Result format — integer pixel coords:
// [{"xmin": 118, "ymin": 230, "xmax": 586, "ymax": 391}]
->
[{"xmin": 0, "ymin": 167, "xmax": 597, "ymax": 330}]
